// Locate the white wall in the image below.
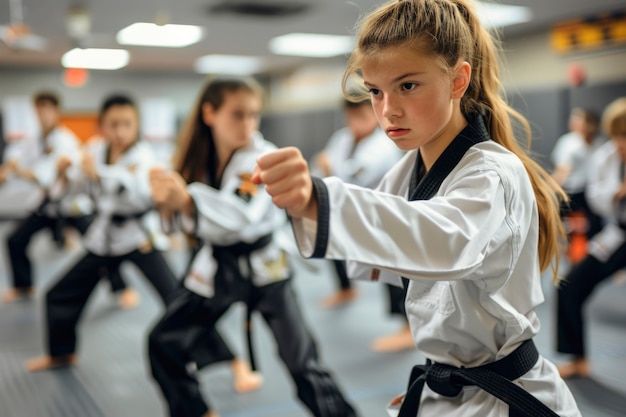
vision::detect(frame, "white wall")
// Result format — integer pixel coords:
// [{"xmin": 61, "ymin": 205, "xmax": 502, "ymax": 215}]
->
[{"xmin": 0, "ymin": 68, "xmax": 207, "ymax": 118}]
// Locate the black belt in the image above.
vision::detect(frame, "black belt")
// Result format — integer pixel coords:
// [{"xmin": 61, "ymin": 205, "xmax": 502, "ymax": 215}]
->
[
  {"xmin": 208, "ymin": 233, "xmax": 273, "ymax": 372},
  {"xmin": 110, "ymin": 210, "xmax": 150, "ymax": 225},
  {"xmin": 398, "ymin": 339, "xmax": 559, "ymax": 417}
]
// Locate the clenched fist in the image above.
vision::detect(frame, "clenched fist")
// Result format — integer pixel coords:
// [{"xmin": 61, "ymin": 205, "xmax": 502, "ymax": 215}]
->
[
  {"xmin": 149, "ymin": 168, "xmax": 193, "ymax": 215},
  {"xmin": 252, "ymin": 147, "xmax": 317, "ymax": 219},
  {"xmin": 56, "ymin": 155, "xmax": 73, "ymax": 177}
]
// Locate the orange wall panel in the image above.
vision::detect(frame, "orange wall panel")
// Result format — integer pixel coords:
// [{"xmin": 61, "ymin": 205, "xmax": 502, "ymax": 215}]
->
[{"xmin": 60, "ymin": 113, "xmax": 99, "ymax": 143}]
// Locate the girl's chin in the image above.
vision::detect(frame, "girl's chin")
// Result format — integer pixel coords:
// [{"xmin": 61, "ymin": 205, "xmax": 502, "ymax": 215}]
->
[{"xmin": 392, "ymin": 138, "xmax": 418, "ymax": 151}]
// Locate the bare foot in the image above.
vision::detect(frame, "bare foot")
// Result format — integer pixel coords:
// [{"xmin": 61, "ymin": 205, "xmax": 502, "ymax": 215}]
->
[
  {"xmin": 320, "ymin": 288, "xmax": 358, "ymax": 308},
  {"xmin": 612, "ymin": 269, "xmax": 626, "ymax": 286},
  {"xmin": 558, "ymin": 357, "xmax": 590, "ymax": 378},
  {"xmin": 118, "ymin": 288, "xmax": 140, "ymax": 309},
  {"xmin": 2, "ymin": 287, "xmax": 33, "ymax": 303},
  {"xmin": 231, "ymin": 359, "xmax": 263, "ymax": 393},
  {"xmin": 26, "ymin": 354, "xmax": 77, "ymax": 372},
  {"xmin": 371, "ymin": 325, "xmax": 415, "ymax": 352}
]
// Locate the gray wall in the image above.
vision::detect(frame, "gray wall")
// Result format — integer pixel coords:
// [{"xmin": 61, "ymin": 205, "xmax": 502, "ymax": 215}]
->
[{"xmin": 261, "ymin": 107, "xmax": 345, "ymax": 161}]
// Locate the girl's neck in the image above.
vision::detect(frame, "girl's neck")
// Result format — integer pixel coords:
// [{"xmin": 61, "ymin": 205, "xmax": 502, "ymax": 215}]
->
[
  {"xmin": 214, "ymin": 143, "xmax": 234, "ymax": 181},
  {"xmin": 42, "ymin": 125, "xmax": 58, "ymax": 139},
  {"xmin": 420, "ymin": 110, "xmax": 468, "ymax": 171}
]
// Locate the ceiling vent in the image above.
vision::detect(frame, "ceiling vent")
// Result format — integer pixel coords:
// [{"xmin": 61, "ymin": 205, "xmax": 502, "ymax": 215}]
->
[{"xmin": 208, "ymin": 1, "xmax": 310, "ymax": 18}]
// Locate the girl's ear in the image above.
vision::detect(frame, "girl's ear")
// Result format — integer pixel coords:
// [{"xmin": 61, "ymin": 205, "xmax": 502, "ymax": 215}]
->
[
  {"xmin": 201, "ymin": 103, "xmax": 215, "ymax": 126},
  {"xmin": 451, "ymin": 61, "xmax": 471, "ymax": 99}
]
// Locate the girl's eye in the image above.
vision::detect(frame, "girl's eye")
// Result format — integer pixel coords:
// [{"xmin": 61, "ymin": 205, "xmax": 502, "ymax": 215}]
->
[
  {"xmin": 368, "ymin": 88, "xmax": 381, "ymax": 96},
  {"xmin": 401, "ymin": 83, "xmax": 417, "ymax": 91}
]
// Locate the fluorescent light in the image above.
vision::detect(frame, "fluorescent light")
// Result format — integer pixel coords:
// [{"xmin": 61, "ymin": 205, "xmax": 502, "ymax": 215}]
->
[
  {"xmin": 475, "ymin": 2, "xmax": 532, "ymax": 29},
  {"xmin": 117, "ymin": 23, "xmax": 203, "ymax": 48},
  {"xmin": 61, "ymin": 48, "xmax": 129, "ymax": 70},
  {"xmin": 194, "ymin": 54, "xmax": 264, "ymax": 75},
  {"xmin": 269, "ymin": 33, "xmax": 354, "ymax": 57}
]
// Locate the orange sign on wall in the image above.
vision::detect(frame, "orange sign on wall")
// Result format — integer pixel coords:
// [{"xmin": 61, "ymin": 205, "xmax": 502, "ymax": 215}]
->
[
  {"xmin": 551, "ymin": 10, "xmax": 626, "ymax": 54},
  {"xmin": 60, "ymin": 113, "xmax": 99, "ymax": 143}
]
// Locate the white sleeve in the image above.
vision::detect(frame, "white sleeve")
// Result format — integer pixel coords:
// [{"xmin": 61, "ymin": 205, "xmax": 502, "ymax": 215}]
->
[
  {"xmin": 3, "ymin": 137, "xmax": 37, "ymax": 166},
  {"xmin": 586, "ymin": 143, "xmax": 619, "ymax": 219},
  {"xmin": 551, "ymin": 134, "xmax": 572, "ymax": 167},
  {"xmin": 32, "ymin": 132, "xmax": 80, "ymax": 188},
  {"xmin": 291, "ymin": 168, "xmax": 508, "ymax": 282}
]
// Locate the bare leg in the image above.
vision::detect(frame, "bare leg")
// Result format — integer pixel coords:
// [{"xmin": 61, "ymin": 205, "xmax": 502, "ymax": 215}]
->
[
  {"xmin": 321, "ymin": 261, "xmax": 357, "ymax": 308},
  {"xmin": 371, "ymin": 323, "xmax": 415, "ymax": 352},
  {"xmin": 25, "ymin": 354, "xmax": 77, "ymax": 372},
  {"xmin": 557, "ymin": 357, "xmax": 590, "ymax": 378},
  {"xmin": 2, "ymin": 286, "xmax": 33, "ymax": 302},
  {"xmin": 203, "ymin": 411, "xmax": 220, "ymax": 417},
  {"xmin": 320, "ymin": 287, "xmax": 358, "ymax": 308},
  {"xmin": 231, "ymin": 358, "xmax": 263, "ymax": 393}
]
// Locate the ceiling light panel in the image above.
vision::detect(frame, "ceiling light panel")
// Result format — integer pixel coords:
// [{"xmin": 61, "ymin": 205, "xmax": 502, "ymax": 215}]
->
[
  {"xmin": 61, "ymin": 48, "xmax": 130, "ymax": 70},
  {"xmin": 476, "ymin": 2, "xmax": 532, "ymax": 29},
  {"xmin": 269, "ymin": 33, "xmax": 355, "ymax": 58},
  {"xmin": 117, "ymin": 23, "xmax": 204, "ymax": 48},
  {"xmin": 194, "ymin": 54, "xmax": 264, "ymax": 75}
]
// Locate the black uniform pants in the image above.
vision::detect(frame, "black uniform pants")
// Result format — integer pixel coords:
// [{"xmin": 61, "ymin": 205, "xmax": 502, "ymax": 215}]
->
[
  {"xmin": 332, "ymin": 260, "xmax": 351, "ymax": 290},
  {"xmin": 46, "ymin": 249, "xmax": 177, "ymax": 357},
  {"xmin": 557, "ymin": 240, "xmax": 626, "ymax": 357},
  {"xmin": 6, "ymin": 213, "xmax": 126, "ymax": 292},
  {"xmin": 148, "ymin": 279, "xmax": 357, "ymax": 417},
  {"xmin": 387, "ymin": 280, "xmax": 408, "ymax": 320},
  {"xmin": 561, "ymin": 191, "xmax": 604, "ymax": 240}
]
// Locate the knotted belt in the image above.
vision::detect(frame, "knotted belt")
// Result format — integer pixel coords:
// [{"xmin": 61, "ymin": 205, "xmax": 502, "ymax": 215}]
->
[
  {"xmin": 211, "ymin": 233, "xmax": 273, "ymax": 372},
  {"xmin": 398, "ymin": 339, "xmax": 559, "ymax": 417}
]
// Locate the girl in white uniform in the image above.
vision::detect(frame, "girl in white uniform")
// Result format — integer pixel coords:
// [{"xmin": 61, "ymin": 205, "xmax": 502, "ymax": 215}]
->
[
  {"xmin": 556, "ymin": 97, "xmax": 626, "ymax": 378},
  {"xmin": 25, "ymin": 94, "xmax": 178, "ymax": 371},
  {"xmin": 148, "ymin": 76, "xmax": 357, "ymax": 417},
  {"xmin": 254, "ymin": 0, "xmax": 581, "ymax": 416}
]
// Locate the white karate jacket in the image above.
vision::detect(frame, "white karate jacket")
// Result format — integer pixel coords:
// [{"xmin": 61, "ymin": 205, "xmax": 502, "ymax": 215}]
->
[
  {"xmin": 551, "ymin": 131, "xmax": 604, "ymax": 194},
  {"xmin": 291, "ymin": 120, "xmax": 580, "ymax": 417},
  {"xmin": 585, "ymin": 140, "xmax": 626, "ymax": 262},
  {"xmin": 179, "ymin": 132, "xmax": 291, "ymax": 299},
  {"xmin": 65, "ymin": 140, "xmax": 160, "ymax": 256}
]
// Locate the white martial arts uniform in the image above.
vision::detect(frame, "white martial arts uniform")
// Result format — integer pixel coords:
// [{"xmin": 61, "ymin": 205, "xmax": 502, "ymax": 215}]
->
[
  {"xmin": 0, "ymin": 126, "xmax": 79, "ymax": 218},
  {"xmin": 291, "ymin": 115, "xmax": 581, "ymax": 417},
  {"xmin": 149, "ymin": 132, "xmax": 357, "ymax": 417},
  {"xmin": 584, "ymin": 140, "xmax": 626, "ymax": 262},
  {"xmin": 43, "ymin": 140, "xmax": 178, "ymax": 360},
  {"xmin": 312, "ymin": 126, "xmax": 404, "ymax": 188},
  {"xmin": 176, "ymin": 132, "xmax": 291, "ymax": 297},
  {"xmin": 65, "ymin": 140, "xmax": 166, "ymax": 255},
  {"xmin": 551, "ymin": 131, "xmax": 604, "ymax": 195}
]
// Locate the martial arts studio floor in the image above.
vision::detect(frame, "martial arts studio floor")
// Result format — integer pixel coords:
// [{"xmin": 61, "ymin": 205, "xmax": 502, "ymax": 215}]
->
[{"xmin": 0, "ymin": 222, "xmax": 625, "ymax": 417}]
